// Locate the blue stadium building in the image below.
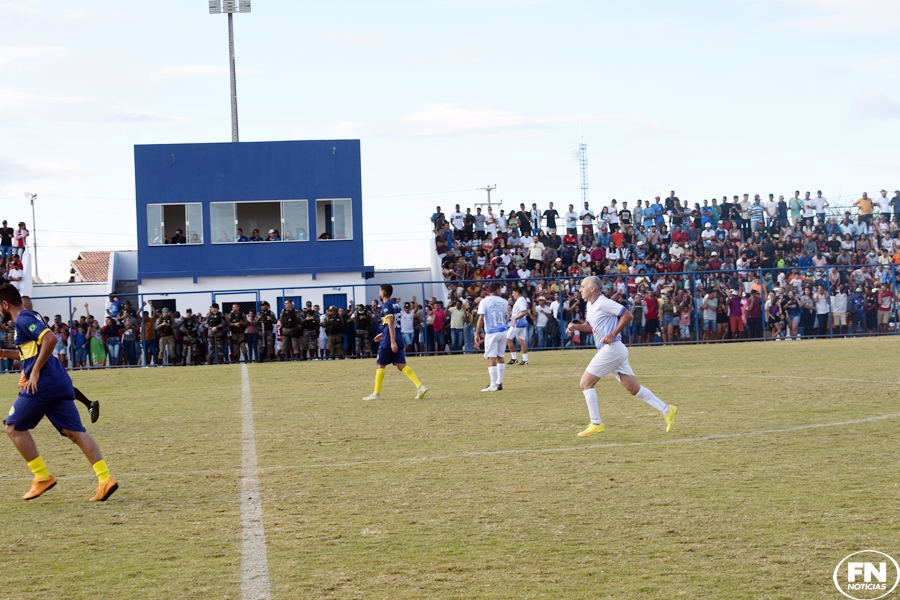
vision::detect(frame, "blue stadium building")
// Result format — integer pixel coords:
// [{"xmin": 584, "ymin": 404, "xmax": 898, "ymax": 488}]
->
[{"xmin": 133, "ymin": 139, "xmax": 376, "ymax": 309}]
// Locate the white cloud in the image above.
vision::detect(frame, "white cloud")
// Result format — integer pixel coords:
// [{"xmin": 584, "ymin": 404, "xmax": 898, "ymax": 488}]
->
[
  {"xmin": 848, "ymin": 89, "xmax": 900, "ymax": 121},
  {"xmin": 0, "ymin": 90, "xmax": 182, "ymax": 127},
  {"xmin": 769, "ymin": 0, "xmax": 900, "ymax": 33},
  {"xmin": 0, "ymin": 45, "xmax": 69, "ymax": 67},
  {"xmin": 283, "ymin": 27, "xmax": 403, "ymax": 48},
  {"xmin": 393, "ymin": 103, "xmax": 638, "ymax": 137}
]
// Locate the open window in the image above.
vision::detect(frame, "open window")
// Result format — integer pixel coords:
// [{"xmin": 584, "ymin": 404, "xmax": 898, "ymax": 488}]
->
[
  {"xmin": 147, "ymin": 203, "xmax": 203, "ymax": 245},
  {"xmin": 210, "ymin": 200, "xmax": 308, "ymax": 243},
  {"xmin": 316, "ymin": 198, "xmax": 352, "ymax": 241}
]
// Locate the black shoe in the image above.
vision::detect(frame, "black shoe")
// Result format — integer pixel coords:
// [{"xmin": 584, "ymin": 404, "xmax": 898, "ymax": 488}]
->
[
  {"xmin": 89, "ymin": 401, "xmax": 100, "ymax": 424},
  {"xmin": 507, "ymin": 358, "xmax": 517, "ymax": 365},
  {"xmin": 497, "ymin": 383, "xmax": 503, "ymax": 391}
]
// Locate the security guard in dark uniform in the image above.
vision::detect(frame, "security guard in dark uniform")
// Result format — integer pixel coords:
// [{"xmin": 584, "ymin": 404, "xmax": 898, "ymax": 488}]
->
[
  {"xmin": 155, "ymin": 308, "xmax": 176, "ymax": 365},
  {"xmin": 301, "ymin": 301, "xmax": 320, "ymax": 360},
  {"xmin": 323, "ymin": 306, "xmax": 344, "ymax": 360},
  {"xmin": 205, "ymin": 303, "xmax": 226, "ymax": 364},
  {"xmin": 180, "ymin": 308, "xmax": 199, "ymax": 365},
  {"xmin": 256, "ymin": 301, "xmax": 276, "ymax": 361},
  {"xmin": 227, "ymin": 303, "xmax": 249, "ymax": 363},
  {"xmin": 351, "ymin": 304, "xmax": 372, "ymax": 358},
  {"xmin": 279, "ymin": 300, "xmax": 299, "ymax": 360}
]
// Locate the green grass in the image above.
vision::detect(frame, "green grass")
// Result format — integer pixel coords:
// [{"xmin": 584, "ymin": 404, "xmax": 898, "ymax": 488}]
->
[{"xmin": 1, "ymin": 338, "xmax": 899, "ymax": 599}]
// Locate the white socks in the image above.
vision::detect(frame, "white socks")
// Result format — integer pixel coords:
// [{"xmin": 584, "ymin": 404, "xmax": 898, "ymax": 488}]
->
[
  {"xmin": 496, "ymin": 362, "xmax": 505, "ymax": 384},
  {"xmin": 582, "ymin": 388, "xmax": 601, "ymax": 424},
  {"xmin": 523, "ymin": 353, "xmax": 529, "ymax": 362},
  {"xmin": 636, "ymin": 386, "xmax": 667, "ymax": 414},
  {"xmin": 511, "ymin": 352, "xmax": 517, "ymax": 360},
  {"xmin": 488, "ymin": 366, "xmax": 497, "ymax": 385}
]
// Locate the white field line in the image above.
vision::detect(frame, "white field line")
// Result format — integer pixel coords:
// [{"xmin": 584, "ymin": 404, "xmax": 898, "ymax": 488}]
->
[
  {"xmin": 3, "ymin": 411, "xmax": 898, "ymax": 482},
  {"xmin": 240, "ymin": 363, "xmax": 271, "ymax": 600}
]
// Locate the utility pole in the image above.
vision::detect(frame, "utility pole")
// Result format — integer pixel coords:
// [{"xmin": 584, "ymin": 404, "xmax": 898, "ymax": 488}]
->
[{"xmin": 475, "ymin": 184, "xmax": 500, "ymax": 211}]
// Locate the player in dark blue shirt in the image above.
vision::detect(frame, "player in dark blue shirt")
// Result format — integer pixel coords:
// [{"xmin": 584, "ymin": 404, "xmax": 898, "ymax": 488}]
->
[
  {"xmin": 1, "ymin": 284, "xmax": 118, "ymax": 502},
  {"xmin": 363, "ymin": 284, "xmax": 428, "ymax": 401}
]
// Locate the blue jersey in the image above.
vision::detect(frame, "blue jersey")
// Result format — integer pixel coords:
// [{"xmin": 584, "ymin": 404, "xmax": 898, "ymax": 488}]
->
[
  {"xmin": 379, "ymin": 299, "xmax": 402, "ymax": 348},
  {"xmin": 478, "ymin": 295, "xmax": 509, "ymax": 334},
  {"xmin": 15, "ymin": 309, "xmax": 74, "ymax": 399}
]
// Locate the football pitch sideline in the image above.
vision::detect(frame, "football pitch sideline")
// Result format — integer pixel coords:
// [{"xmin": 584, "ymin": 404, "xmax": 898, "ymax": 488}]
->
[{"xmin": 1, "ymin": 338, "xmax": 899, "ymax": 599}]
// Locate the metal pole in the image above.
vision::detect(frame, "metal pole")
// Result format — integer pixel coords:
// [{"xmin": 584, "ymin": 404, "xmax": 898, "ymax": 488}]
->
[
  {"xmin": 228, "ymin": 12, "xmax": 239, "ymax": 142},
  {"xmin": 30, "ymin": 195, "xmax": 37, "ymax": 281}
]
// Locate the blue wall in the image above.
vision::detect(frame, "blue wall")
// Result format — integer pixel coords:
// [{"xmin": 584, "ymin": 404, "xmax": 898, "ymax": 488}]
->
[{"xmin": 134, "ymin": 140, "xmax": 372, "ymax": 281}]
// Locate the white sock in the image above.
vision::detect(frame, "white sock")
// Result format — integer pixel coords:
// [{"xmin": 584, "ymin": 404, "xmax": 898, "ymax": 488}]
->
[
  {"xmin": 496, "ymin": 362, "xmax": 505, "ymax": 384},
  {"xmin": 523, "ymin": 353, "xmax": 529, "ymax": 362},
  {"xmin": 511, "ymin": 351, "xmax": 517, "ymax": 360},
  {"xmin": 488, "ymin": 366, "xmax": 497, "ymax": 386},
  {"xmin": 636, "ymin": 386, "xmax": 667, "ymax": 414},
  {"xmin": 582, "ymin": 388, "xmax": 601, "ymax": 424}
]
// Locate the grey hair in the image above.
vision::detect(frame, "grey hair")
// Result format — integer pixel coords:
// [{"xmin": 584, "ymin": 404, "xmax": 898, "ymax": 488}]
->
[{"xmin": 582, "ymin": 276, "xmax": 602, "ymax": 293}]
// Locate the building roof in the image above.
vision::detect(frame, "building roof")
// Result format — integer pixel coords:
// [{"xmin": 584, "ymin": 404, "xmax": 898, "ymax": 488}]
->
[
  {"xmin": 70, "ymin": 250, "xmax": 134, "ymax": 283},
  {"xmin": 71, "ymin": 251, "xmax": 110, "ymax": 282}
]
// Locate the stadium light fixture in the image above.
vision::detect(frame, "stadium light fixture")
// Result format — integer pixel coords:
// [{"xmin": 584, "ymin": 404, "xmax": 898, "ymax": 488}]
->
[
  {"xmin": 23, "ymin": 192, "xmax": 37, "ymax": 281},
  {"xmin": 208, "ymin": 0, "xmax": 250, "ymax": 141}
]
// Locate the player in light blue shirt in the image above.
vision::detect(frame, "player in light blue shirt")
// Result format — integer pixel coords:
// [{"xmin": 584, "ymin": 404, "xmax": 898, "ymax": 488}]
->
[
  {"xmin": 566, "ymin": 276, "xmax": 677, "ymax": 437},
  {"xmin": 475, "ymin": 282, "xmax": 509, "ymax": 391}
]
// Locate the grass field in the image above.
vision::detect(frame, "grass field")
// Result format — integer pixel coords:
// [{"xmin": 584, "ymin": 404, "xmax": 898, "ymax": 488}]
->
[{"xmin": 1, "ymin": 337, "xmax": 899, "ymax": 599}]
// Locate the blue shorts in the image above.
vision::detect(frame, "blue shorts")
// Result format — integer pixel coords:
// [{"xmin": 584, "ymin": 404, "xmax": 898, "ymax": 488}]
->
[
  {"xmin": 663, "ymin": 315, "xmax": 676, "ymax": 327},
  {"xmin": 789, "ymin": 315, "xmax": 800, "ymax": 323},
  {"xmin": 704, "ymin": 319, "xmax": 716, "ymax": 331},
  {"xmin": 7, "ymin": 392, "xmax": 85, "ymax": 435},
  {"xmin": 377, "ymin": 344, "xmax": 407, "ymax": 366}
]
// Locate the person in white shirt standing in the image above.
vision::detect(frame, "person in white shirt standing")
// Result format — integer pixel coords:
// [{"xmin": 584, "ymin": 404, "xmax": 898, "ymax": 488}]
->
[
  {"xmin": 474, "ymin": 282, "xmax": 509, "ymax": 392},
  {"xmin": 449, "ymin": 204, "xmax": 466, "ymax": 242},
  {"xmin": 565, "ymin": 204, "xmax": 579, "ymax": 237},
  {"xmin": 566, "ymin": 276, "xmax": 677, "ymax": 437},
  {"xmin": 814, "ymin": 190, "xmax": 829, "ymax": 223},
  {"xmin": 506, "ymin": 287, "xmax": 531, "ymax": 365}
]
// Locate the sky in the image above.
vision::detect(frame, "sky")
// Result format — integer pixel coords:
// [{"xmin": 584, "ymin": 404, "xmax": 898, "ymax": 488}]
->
[{"xmin": 2, "ymin": 0, "xmax": 900, "ymax": 282}]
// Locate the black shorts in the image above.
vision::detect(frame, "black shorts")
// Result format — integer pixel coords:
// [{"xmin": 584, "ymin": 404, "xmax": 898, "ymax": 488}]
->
[{"xmin": 644, "ymin": 319, "xmax": 659, "ymax": 335}]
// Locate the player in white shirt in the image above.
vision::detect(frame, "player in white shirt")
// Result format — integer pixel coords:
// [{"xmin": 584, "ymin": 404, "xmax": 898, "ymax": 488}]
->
[
  {"xmin": 813, "ymin": 191, "xmax": 829, "ymax": 221},
  {"xmin": 566, "ymin": 276, "xmax": 677, "ymax": 437},
  {"xmin": 565, "ymin": 204, "xmax": 579, "ymax": 235},
  {"xmin": 474, "ymin": 282, "xmax": 509, "ymax": 391},
  {"xmin": 506, "ymin": 287, "xmax": 531, "ymax": 365}
]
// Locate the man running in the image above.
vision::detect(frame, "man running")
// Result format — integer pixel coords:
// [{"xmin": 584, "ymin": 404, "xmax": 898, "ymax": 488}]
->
[
  {"xmin": 506, "ymin": 287, "xmax": 530, "ymax": 365},
  {"xmin": 566, "ymin": 276, "xmax": 677, "ymax": 437},
  {"xmin": 2, "ymin": 284, "xmax": 117, "ymax": 501}
]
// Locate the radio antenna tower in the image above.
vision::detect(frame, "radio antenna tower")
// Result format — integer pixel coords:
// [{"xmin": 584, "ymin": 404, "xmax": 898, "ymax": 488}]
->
[{"xmin": 576, "ymin": 138, "xmax": 588, "ymax": 205}]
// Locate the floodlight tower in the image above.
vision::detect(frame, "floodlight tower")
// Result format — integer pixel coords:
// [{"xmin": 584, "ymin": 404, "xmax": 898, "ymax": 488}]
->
[{"xmin": 208, "ymin": 0, "xmax": 251, "ymax": 142}]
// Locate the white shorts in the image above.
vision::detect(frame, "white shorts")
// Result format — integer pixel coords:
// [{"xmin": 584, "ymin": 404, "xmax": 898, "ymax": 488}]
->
[
  {"xmin": 832, "ymin": 312, "xmax": 847, "ymax": 326},
  {"xmin": 585, "ymin": 341, "xmax": 635, "ymax": 381},
  {"xmin": 506, "ymin": 326, "xmax": 526, "ymax": 340},
  {"xmin": 483, "ymin": 332, "xmax": 506, "ymax": 359}
]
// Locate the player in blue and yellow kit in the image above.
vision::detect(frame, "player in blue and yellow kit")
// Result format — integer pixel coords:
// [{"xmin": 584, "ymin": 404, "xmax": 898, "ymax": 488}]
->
[
  {"xmin": 363, "ymin": 284, "xmax": 428, "ymax": 401},
  {"xmin": 1, "ymin": 284, "xmax": 118, "ymax": 501}
]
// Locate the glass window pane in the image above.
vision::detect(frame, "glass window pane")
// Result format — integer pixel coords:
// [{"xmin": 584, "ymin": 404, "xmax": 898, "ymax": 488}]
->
[
  {"xmin": 147, "ymin": 205, "xmax": 163, "ymax": 245},
  {"xmin": 332, "ymin": 198, "xmax": 352, "ymax": 240},
  {"xmin": 282, "ymin": 200, "xmax": 308, "ymax": 242},
  {"xmin": 316, "ymin": 198, "xmax": 353, "ymax": 241},
  {"xmin": 185, "ymin": 203, "xmax": 203, "ymax": 244},
  {"xmin": 211, "ymin": 202, "xmax": 236, "ymax": 244}
]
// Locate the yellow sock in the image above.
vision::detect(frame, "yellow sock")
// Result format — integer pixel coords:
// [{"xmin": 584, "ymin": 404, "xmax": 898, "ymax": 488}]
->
[
  {"xmin": 401, "ymin": 365, "xmax": 422, "ymax": 388},
  {"xmin": 92, "ymin": 460, "xmax": 110, "ymax": 483},
  {"xmin": 374, "ymin": 369, "xmax": 385, "ymax": 394},
  {"xmin": 27, "ymin": 456, "xmax": 50, "ymax": 480}
]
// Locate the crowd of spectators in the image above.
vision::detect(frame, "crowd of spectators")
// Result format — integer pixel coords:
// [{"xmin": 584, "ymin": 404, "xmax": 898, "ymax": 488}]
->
[
  {"xmin": 430, "ymin": 190, "xmax": 900, "ymax": 348},
  {"xmin": 0, "ymin": 295, "xmax": 448, "ymax": 371}
]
